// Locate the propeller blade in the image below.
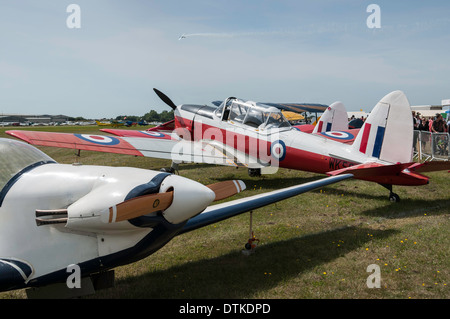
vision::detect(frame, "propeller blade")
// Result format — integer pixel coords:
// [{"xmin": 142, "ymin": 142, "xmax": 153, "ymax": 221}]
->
[
  {"xmin": 153, "ymin": 88, "xmax": 177, "ymax": 110},
  {"xmin": 107, "ymin": 191, "xmax": 174, "ymax": 223},
  {"xmin": 206, "ymin": 180, "xmax": 246, "ymax": 201}
]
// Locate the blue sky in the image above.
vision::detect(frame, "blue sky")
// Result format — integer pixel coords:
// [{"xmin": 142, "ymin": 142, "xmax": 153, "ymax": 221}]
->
[{"xmin": 1, "ymin": 1, "xmax": 450, "ymax": 118}]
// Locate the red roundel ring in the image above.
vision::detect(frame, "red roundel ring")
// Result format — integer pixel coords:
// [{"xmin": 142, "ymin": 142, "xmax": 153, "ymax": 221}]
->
[
  {"xmin": 320, "ymin": 131, "xmax": 354, "ymax": 140},
  {"xmin": 140, "ymin": 131, "xmax": 166, "ymax": 138},
  {"xmin": 75, "ymin": 134, "xmax": 120, "ymax": 145}
]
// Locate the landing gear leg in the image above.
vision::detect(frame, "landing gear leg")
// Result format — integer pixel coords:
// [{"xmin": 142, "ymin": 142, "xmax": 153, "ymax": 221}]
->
[
  {"xmin": 381, "ymin": 184, "xmax": 400, "ymax": 202},
  {"xmin": 160, "ymin": 162, "xmax": 179, "ymax": 174},
  {"xmin": 242, "ymin": 211, "xmax": 259, "ymax": 255}
]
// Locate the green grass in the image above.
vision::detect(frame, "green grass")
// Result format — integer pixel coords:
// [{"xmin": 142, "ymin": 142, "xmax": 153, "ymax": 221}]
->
[{"xmin": 0, "ymin": 125, "xmax": 449, "ymax": 299}]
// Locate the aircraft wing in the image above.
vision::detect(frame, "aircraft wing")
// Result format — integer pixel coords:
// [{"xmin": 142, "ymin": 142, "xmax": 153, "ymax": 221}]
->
[
  {"xmin": 262, "ymin": 103, "xmax": 328, "ymax": 114},
  {"xmin": 180, "ymin": 173, "xmax": 354, "ymax": 234},
  {"xmin": 103, "ymin": 119, "xmax": 176, "ymax": 136},
  {"xmin": 6, "ymin": 130, "xmax": 144, "ymax": 156},
  {"xmin": 314, "ymin": 129, "xmax": 360, "ymax": 144},
  {"xmin": 99, "ymin": 129, "xmax": 179, "ymax": 139},
  {"xmin": 5, "ymin": 130, "xmax": 246, "ymax": 167},
  {"xmin": 212, "ymin": 101, "xmax": 329, "ymax": 113},
  {"xmin": 292, "ymin": 124, "xmax": 315, "ymax": 133}
]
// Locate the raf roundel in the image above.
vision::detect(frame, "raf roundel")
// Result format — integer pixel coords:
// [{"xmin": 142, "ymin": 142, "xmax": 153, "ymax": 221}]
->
[
  {"xmin": 320, "ymin": 131, "xmax": 355, "ymax": 141},
  {"xmin": 271, "ymin": 140, "xmax": 286, "ymax": 161},
  {"xmin": 74, "ymin": 134, "xmax": 121, "ymax": 145},
  {"xmin": 140, "ymin": 131, "xmax": 166, "ymax": 138}
]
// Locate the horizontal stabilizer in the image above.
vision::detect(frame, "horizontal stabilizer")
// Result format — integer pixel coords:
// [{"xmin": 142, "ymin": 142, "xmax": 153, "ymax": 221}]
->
[
  {"xmin": 327, "ymin": 162, "xmax": 413, "ymax": 178},
  {"xmin": 407, "ymin": 161, "xmax": 450, "ymax": 173},
  {"xmin": 327, "ymin": 161, "xmax": 432, "ymax": 186}
]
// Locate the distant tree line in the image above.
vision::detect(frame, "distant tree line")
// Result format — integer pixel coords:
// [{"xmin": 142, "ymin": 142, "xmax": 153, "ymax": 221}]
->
[{"xmin": 114, "ymin": 110, "xmax": 174, "ymax": 123}]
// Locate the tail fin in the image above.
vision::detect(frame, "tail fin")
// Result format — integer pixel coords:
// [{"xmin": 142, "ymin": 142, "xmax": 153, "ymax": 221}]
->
[
  {"xmin": 313, "ymin": 101, "xmax": 348, "ymax": 133},
  {"xmin": 352, "ymin": 91, "xmax": 413, "ymax": 164}
]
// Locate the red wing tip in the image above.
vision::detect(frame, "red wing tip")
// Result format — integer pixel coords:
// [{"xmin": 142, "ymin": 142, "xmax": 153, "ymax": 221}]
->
[{"xmin": 5, "ymin": 130, "xmax": 32, "ymax": 143}]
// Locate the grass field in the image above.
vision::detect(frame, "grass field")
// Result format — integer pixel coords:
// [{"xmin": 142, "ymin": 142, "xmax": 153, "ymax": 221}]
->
[{"xmin": 0, "ymin": 125, "xmax": 449, "ymax": 299}]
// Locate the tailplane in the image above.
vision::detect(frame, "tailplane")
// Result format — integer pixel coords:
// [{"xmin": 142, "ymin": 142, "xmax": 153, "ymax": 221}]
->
[{"xmin": 351, "ymin": 91, "xmax": 413, "ymax": 164}]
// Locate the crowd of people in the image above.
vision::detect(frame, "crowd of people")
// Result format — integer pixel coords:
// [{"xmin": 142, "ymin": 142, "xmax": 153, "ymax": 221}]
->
[
  {"xmin": 413, "ymin": 111, "xmax": 449, "ymax": 157},
  {"xmin": 413, "ymin": 111, "xmax": 449, "ymax": 133}
]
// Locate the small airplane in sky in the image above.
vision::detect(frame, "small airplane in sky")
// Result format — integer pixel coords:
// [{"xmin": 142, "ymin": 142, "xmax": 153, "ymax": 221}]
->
[
  {"xmin": 7, "ymin": 90, "xmax": 450, "ymax": 202},
  {"xmin": 0, "ymin": 137, "xmax": 352, "ymax": 297}
]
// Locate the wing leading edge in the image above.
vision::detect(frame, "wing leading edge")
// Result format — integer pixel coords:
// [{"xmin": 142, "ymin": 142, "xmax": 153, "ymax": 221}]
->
[
  {"xmin": 6, "ymin": 130, "xmax": 247, "ymax": 167},
  {"xmin": 179, "ymin": 173, "xmax": 354, "ymax": 234},
  {"xmin": 6, "ymin": 130, "xmax": 144, "ymax": 156}
]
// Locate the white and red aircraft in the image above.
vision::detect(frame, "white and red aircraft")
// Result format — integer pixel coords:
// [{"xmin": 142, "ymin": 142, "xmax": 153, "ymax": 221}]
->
[
  {"xmin": 0, "ymin": 137, "xmax": 353, "ymax": 297},
  {"xmin": 6, "ymin": 90, "xmax": 450, "ymax": 202},
  {"xmin": 99, "ymin": 88, "xmax": 347, "ymax": 136}
]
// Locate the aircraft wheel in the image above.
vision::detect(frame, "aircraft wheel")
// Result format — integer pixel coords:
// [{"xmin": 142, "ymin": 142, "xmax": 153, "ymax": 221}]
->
[
  {"xmin": 248, "ymin": 168, "xmax": 261, "ymax": 177},
  {"xmin": 389, "ymin": 193, "xmax": 400, "ymax": 202}
]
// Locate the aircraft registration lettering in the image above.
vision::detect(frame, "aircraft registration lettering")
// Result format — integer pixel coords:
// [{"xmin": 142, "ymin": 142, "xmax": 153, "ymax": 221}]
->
[{"xmin": 329, "ymin": 158, "xmax": 355, "ymax": 170}]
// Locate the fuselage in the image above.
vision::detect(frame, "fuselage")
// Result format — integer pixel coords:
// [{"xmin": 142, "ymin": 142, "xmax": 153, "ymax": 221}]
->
[
  {"xmin": 0, "ymin": 136, "xmax": 217, "ymax": 292},
  {"xmin": 0, "ymin": 162, "xmax": 180, "ymax": 291}
]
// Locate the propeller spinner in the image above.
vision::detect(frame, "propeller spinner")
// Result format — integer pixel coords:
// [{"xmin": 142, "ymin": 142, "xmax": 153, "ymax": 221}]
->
[{"xmin": 105, "ymin": 179, "xmax": 246, "ymax": 224}]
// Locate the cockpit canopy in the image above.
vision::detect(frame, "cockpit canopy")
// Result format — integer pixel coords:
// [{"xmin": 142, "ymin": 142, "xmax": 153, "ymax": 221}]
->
[
  {"xmin": 0, "ymin": 138, "xmax": 55, "ymax": 191},
  {"xmin": 214, "ymin": 98, "xmax": 292, "ymax": 131}
]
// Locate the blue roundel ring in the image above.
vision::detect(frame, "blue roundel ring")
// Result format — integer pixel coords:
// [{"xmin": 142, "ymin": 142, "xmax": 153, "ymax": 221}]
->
[
  {"xmin": 320, "ymin": 131, "xmax": 355, "ymax": 140},
  {"xmin": 75, "ymin": 134, "xmax": 120, "ymax": 145},
  {"xmin": 140, "ymin": 131, "xmax": 166, "ymax": 138},
  {"xmin": 271, "ymin": 140, "xmax": 286, "ymax": 161}
]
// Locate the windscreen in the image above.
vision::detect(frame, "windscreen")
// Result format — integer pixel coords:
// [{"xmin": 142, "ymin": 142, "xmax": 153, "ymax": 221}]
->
[
  {"xmin": 263, "ymin": 111, "xmax": 292, "ymax": 129},
  {"xmin": 0, "ymin": 138, "xmax": 55, "ymax": 191}
]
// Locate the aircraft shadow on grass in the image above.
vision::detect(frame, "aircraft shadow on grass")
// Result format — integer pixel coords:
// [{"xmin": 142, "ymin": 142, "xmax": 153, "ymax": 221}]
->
[
  {"xmin": 358, "ymin": 198, "xmax": 450, "ymax": 219},
  {"xmin": 97, "ymin": 226, "xmax": 398, "ymax": 299}
]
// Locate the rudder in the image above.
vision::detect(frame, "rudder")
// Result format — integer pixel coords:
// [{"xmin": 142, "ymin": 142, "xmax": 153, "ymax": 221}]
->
[
  {"xmin": 352, "ymin": 91, "xmax": 413, "ymax": 164},
  {"xmin": 313, "ymin": 101, "xmax": 348, "ymax": 133}
]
